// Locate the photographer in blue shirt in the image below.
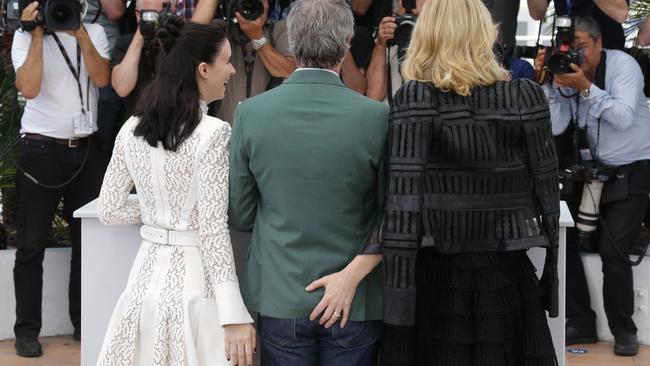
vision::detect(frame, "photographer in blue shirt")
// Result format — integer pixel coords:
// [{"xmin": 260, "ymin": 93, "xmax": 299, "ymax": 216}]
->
[{"xmin": 535, "ymin": 16, "xmax": 650, "ymax": 357}]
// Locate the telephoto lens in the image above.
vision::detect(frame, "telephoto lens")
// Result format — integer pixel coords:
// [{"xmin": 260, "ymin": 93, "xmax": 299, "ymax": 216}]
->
[{"xmin": 576, "ymin": 180, "xmax": 604, "ymax": 238}]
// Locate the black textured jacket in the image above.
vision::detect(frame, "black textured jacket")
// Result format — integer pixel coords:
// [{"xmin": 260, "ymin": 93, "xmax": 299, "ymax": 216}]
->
[{"xmin": 364, "ymin": 79, "xmax": 560, "ymax": 326}]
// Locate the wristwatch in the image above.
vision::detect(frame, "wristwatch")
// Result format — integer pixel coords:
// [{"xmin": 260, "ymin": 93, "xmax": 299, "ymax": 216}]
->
[
  {"xmin": 251, "ymin": 36, "xmax": 268, "ymax": 51},
  {"xmin": 581, "ymin": 85, "xmax": 591, "ymax": 98}
]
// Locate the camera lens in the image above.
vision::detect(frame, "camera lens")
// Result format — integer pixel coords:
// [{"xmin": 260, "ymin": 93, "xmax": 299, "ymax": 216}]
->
[
  {"xmin": 44, "ymin": 0, "xmax": 81, "ymax": 30},
  {"xmin": 237, "ymin": 0, "xmax": 263, "ymax": 21},
  {"xmin": 548, "ymin": 53, "xmax": 572, "ymax": 74},
  {"xmin": 51, "ymin": 2, "xmax": 72, "ymax": 24}
]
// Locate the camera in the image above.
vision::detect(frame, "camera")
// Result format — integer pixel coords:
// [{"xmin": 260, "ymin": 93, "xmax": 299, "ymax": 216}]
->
[
  {"xmin": 139, "ymin": 1, "xmax": 173, "ymax": 40},
  {"xmin": 560, "ymin": 163, "xmax": 612, "ymax": 242},
  {"xmin": 233, "ymin": 0, "xmax": 263, "ymax": 21},
  {"xmin": 390, "ymin": 0, "xmax": 417, "ymax": 59},
  {"xmin": 222, "ymin": 0, "xmax": 264, "ymax": 45},
  {"xmin": 546, "ymin": 16, "xmax": 583, "ymax": 75},
  {"xmin": 6, "ymin": 0, "xmax": 81, "ymax": 32}
]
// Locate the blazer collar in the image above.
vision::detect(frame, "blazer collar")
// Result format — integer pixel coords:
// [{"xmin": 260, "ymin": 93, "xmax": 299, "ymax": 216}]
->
[{"xmin": 284, "ymin": 69, "xmax": 344, "ymax": 87}]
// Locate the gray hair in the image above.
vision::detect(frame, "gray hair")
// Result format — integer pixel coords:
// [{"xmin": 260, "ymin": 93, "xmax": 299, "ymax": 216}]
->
[
  {"xmin": 287, "ymin": 0, "xmax": 354, "ymax": 68},
  {"xmin": 574, "ymin": 16, "xmax": 602, "ymax": 41}
]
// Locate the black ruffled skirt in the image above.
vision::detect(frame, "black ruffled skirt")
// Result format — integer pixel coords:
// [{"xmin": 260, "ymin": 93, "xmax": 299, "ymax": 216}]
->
[{"xmin": 380, "ymin": 249, "xmax": 558, "ymax": 366}]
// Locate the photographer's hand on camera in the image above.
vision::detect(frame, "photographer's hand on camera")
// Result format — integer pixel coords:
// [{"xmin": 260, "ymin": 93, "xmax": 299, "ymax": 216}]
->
[
  {"xmin": 365, "ymin": 16, "xmax": 398, "ymax": 101},
  {"xmin": 21, "ymin": 1, "xmax": 43, "ymax": 37},
  {"xmin": 65, "ymin": 23, "xmax": 87, "ymax": 40},
  {"xmin": 235, "ymin": 0, "xmax": 269, "ymax": 41},
  {"xmin": 70, "ymin": 24, "xmax": 111, "ymax": 87},
  {"xmin": 376, "ymin": 16, "xmax": 396, "ymax": 47},
  {"xmin": 553, "ymin": 63, "xmax": 591, "ymax": 91}
]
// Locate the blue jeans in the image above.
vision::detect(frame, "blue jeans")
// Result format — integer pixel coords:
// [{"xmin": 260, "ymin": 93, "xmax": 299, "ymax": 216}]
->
[{"xmin": 258, "ymin": 315, "xmax": 380, "ymax": 366}]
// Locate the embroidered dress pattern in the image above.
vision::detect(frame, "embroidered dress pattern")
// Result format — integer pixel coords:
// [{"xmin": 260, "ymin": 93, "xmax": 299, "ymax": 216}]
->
[{"xmin": 96, "ymin": 107, "xmax": 253, "ymax": 366}]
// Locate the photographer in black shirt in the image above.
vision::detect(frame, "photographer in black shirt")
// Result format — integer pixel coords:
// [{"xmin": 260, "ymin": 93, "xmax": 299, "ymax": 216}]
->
[{"xmin": 110, "ymin": 0, "xmax": 180, "ymax": 120}]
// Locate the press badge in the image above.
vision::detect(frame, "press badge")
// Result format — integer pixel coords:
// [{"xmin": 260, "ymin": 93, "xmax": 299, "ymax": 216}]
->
[
  {"xmin": 580, "ymin": 148, "xmax": 593, "ymax": 161},
  {"xmin": 73, "ymin": 111, "xmax": 95, "ymax": 137}
]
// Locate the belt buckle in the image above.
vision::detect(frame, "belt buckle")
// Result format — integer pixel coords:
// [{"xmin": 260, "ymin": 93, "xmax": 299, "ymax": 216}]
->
[{"xmin": 68, "ymin": 138, "xmax": 80, "ymax": 148}]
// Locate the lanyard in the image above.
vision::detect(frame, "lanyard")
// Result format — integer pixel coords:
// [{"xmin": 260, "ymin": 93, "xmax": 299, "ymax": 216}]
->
[
  {"xmin": 51, "ymin": 32, "xmax": 90, "ymax": 114},
  {"xmin": 566, "ymin": 0, "xmax": 573, "ymax": 16}
]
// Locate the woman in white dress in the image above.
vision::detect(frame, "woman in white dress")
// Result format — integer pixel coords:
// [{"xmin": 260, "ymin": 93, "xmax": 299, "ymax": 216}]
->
[{"xmin": 95, "ymin": 21, "xmax": 255, "ymax": 366}]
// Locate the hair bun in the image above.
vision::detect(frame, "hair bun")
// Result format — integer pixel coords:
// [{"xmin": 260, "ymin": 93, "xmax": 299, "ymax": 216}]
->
[{"xmin": 156, "ymin": 14, "xmax": 186, "ymax": 54}]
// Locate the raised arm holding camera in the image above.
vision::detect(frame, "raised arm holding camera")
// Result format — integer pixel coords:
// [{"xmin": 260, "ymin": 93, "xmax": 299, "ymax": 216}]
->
[
  {"xmin": 365, "ymin": 0, "xmax": 423, "ymax": 103},
  {"xmin": 192, "ymin": 0, "xmax": 297, "ymax": 122},
  {"xmin": 110, "ymin": 0, "xmax": 178, "ymax": 120},
  {"xmin": 535, "ymin": 16, "xmax": 650, "ymax": 357},
  {"xmin": 10, "ymin": 0, "xmax": 110, "ymax": 357}
]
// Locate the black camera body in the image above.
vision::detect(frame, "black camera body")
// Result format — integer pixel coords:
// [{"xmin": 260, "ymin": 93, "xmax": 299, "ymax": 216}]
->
[
  {"xmin": 234, "ymin": 0, "xmax": 263, "ymax": 21},
  {"xmin": 7, "ymin": 0, "xmax": 81, "ymax": 32},
  {"xmin": 221, "ymin": 0, "xmax": 264, "ymax": 45},
  {"xmin": 390, "ymin": 0, "xmax": 417, "ymax": 57},
  {"xmin": 139, "ymin": 2, "xmax": 173, "ymax": 41},
  {"xmin": 535, "ymin": 15, "xmax": 584, "ymax": 84},
  {"xmin": 546, "ymin": 16, "xmax": 583, "ymax": 75}
]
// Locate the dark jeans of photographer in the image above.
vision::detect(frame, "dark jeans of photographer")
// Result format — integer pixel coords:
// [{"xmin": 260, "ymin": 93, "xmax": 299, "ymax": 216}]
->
[
  {"xmin": 566, "ymin": 161, "xmax": 650, "ymax": 337},
  {"xmin": 13, "ymin": 137, "xmax": 109, "ymax": 338}
]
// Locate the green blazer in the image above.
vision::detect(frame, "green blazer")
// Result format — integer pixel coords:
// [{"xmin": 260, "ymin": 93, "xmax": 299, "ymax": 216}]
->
[{"xmin": 228, "ymin": 69, "xmax": 389, "ymax": 321}]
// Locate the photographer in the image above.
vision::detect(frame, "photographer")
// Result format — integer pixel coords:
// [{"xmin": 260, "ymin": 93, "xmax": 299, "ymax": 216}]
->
[
  {"xmin": 84, "ymin": 0, "xmax": 126, "ymax": 152},
  {"xmin": 527, "ymin": 0, "xmax": 629, "ymax": 50},
  {"xmin": 10, "ymin": 0, "xmax": 109, "ymax": 357},
  {"xmin": 535, "ymin": 16, "xmax": 650, "ymax": 357},
  {"xmin": 365, "ymin": 0, "xmax": 424, "ymax": 103},
  {"xmin": 192, "ymin": 0, "xmax": 297, "ymax": 122},
  {"xmin": 110, "ymin": 0, "xmax": 177, "ymax": 120}
]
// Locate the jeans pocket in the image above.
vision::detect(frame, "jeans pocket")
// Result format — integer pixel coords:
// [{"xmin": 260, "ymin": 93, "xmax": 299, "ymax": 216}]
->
[
  {"xmin": 21, "ymin": 140, "xmax": 48, "ymax": 157},
  {"xmin": 259, "ymin": 316, "xmax": 296, "ymax": 347},
  {"xmin": 332, "ymin": 320, "xmax": 381, "ymax": 349}
]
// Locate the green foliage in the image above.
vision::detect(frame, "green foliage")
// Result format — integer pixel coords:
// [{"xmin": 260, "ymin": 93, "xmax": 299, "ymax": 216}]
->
[{"xmin": 0, "ymin": 58, "xmax": 22, "ymax": 189}]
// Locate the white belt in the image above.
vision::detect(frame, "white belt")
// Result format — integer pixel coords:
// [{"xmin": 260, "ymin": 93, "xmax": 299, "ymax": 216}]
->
[{"xmin": 140, "ymin": 225, "xmax": 201, "ymax": 247}]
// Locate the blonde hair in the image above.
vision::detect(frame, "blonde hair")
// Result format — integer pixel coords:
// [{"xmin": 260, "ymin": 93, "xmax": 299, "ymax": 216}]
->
[{"xmin": 401, "ymin": 0, "xmax": 509, "ymax": 96}]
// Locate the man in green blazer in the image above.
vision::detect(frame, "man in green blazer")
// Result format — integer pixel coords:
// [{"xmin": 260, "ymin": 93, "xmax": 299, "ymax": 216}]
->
[{"xmin": 228, "ymin": 0, "xmax": 389, "ymax": 364}]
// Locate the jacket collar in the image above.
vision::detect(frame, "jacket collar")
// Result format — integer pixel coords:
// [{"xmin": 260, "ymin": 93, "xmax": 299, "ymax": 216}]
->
[{"xmin": 284, "ymin": 68, "xmax": 344, "ymax": 87}]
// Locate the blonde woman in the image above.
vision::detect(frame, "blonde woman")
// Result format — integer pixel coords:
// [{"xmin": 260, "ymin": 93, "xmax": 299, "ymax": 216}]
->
[{"xmin": 365, "ymin": 0, "xmax": 560, "ymax": 364}]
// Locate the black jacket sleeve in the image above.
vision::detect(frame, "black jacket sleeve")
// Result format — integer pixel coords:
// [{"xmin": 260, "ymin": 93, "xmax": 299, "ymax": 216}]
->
[
  {"xmin": 370, "ymin": 80, "xmax": 432, "ymax": 326},
  {"xmin": 518, "ymin": 79, "xmax": 561, "ymax": 318}
]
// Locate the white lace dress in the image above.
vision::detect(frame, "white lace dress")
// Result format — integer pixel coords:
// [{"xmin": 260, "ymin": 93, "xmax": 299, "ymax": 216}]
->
[{"xmin": 95, "ymin": 107, "xmax": 252, "ymax": 366}]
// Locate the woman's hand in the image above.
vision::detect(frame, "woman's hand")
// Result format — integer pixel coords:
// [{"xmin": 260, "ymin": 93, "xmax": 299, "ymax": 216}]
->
[
  {"xmin": 306, "ymin": 269, "xmax": 359, "ymax": 329},
  {"xmin": 224, "ymin": 323, "xmax": 256, "ymax": 366},
  {"xmin": 306, "ymin": 255, "xmax": 382, "ymax": 329}
]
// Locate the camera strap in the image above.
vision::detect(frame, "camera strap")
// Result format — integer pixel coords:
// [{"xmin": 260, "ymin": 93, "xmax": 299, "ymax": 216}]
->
[
  {"xmin": 51, "ymin": 32, "xmax": 90, "ymax": 115},
  {"xmin": 594, "ymin": 51, "xmax": 607, "ymax": 90},
  {"xmin": 242, "ymin": 44, "xmax": 256, "ymax": 98},
  {"xmin": 593, "ymin": 51, "xmax": 607, "ymax": 163},
  {"xmin": 387, "ymin": 47, "xmax": 394, "ymax": 105},
  {"xmin": 573, "ymin": 51, "xmax": 606, "ymax": 164}
]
